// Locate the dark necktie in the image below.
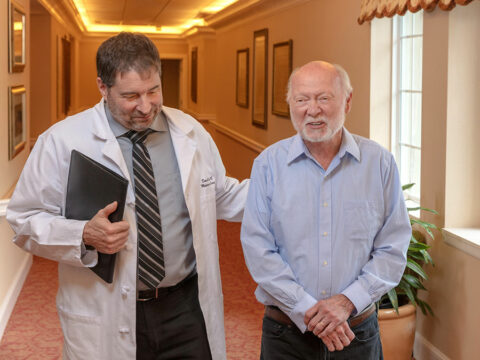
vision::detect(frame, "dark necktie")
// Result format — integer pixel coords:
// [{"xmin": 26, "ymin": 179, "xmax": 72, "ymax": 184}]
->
[{"xmin": 125, "ymin": 129, "xmax": 165, "ymax": 288}]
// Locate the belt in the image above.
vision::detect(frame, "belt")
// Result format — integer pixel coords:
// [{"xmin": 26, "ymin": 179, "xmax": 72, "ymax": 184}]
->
[
  {"xmin": 137, "ymin": 273, "xmax": 197, "ymax": 301},
  {"xmin": 264, "ymin": 303, "xmax": 375, "ymax": 329}
]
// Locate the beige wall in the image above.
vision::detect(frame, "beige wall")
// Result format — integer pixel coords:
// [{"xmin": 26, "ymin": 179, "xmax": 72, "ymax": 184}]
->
[
  {"xmin": 0, "ymin": 0, "xmax": 32, "ymax": 340},
  {"xmin": 415, "ymin": 3, "xmax": 480, "ymax": 359},
  {"xmin": 208, "ymin": 0, "xmax": 370, "ymax": 179},
  {"xmin": 30, "ymin": 5, "xmax": 83, "ymax": 138},
  {"xmin": 30, "ymin": 11, "xmax": 52, "ymax": 140}
]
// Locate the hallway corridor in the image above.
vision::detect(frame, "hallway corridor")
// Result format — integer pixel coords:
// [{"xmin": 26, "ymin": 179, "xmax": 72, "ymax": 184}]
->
[{"xmin": 0, "ymin": 220, "xmax": 263, "ymax": 359}]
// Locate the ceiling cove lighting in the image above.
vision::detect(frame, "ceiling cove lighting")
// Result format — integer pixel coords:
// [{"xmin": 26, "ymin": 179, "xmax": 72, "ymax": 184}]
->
[{"xmin": 71, "ymin": 0, "xmax": 237, "ymax": 34}]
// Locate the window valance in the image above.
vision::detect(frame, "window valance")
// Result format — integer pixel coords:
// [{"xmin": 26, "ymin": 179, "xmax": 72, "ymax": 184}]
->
[{"xmin": 358, "ymin": 0, "xmax": 474, "ymax": 24}]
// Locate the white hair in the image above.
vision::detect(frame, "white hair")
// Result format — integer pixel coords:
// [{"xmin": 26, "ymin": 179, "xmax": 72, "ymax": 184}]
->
[{"xmin": 286, "ymin": 62, "xmax": 353, "ymax": 103}]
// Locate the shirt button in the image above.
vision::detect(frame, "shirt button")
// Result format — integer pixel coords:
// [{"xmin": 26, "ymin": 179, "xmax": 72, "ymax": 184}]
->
[
  {"xmin": 321, "ymin": 290, "xmax": 326, "ymax": 295},
  {"xmin": 323, "ymin": 202, "xmax": 328, "ymax": 207},
  {"xmin": 323, "ymin": 232, "xmax": 328, "ymax": 236},
  {"xmin": 323, "ymin": 261, "xmax": 328, "ymax": 266}
]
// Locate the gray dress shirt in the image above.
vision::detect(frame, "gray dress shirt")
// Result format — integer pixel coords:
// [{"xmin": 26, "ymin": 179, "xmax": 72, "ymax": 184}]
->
[{"xmin": 106, "ymin": 105, "xmax": 195, "ymax": 289}]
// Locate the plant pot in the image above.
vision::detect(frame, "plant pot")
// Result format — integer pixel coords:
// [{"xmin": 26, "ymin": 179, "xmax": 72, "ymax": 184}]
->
[{"xmin": 378, "ymin": 303, "xmax": 416, "ymax": 360}]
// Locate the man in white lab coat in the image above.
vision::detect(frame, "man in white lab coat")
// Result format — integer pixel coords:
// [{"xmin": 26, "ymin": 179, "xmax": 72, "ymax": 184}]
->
[{"xmin": 7, "ymin": 32, "xmax": 248, "ymax": 360}]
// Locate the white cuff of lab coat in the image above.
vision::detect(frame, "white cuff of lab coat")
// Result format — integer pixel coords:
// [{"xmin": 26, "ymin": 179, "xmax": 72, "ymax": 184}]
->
[
  {"xmin": 80, "ymin": 242, "xmax": 98, "ymax": 267},
  {"xmin": 288, "ymin": 292, "xmax": 318, "ymax": 333},
  {"xmin": 341, "ymin": 281, "xmax": 372, "ymax": 316}
]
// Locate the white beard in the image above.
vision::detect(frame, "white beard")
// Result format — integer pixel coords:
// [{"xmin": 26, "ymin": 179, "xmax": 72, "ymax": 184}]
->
[{"xmin": 292, "ymin": 112, "xmax": 345, "ymax": 143}]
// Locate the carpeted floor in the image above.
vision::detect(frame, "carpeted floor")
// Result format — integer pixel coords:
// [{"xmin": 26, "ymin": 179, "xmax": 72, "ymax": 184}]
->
[{"xmin": 0, "ymin": 220, "xmax": 263, "ymax": 359}]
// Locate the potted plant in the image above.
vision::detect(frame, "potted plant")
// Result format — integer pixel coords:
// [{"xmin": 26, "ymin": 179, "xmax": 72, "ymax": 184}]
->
[{"xmin": 377, "ymin": 183, "xmax": 437, "ymax": 360}]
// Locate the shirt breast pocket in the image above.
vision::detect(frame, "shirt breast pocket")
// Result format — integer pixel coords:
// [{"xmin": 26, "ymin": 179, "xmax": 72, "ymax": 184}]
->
[{"xmin": 343, "ymin": 200, "xmax": 381, "ymax": 242}]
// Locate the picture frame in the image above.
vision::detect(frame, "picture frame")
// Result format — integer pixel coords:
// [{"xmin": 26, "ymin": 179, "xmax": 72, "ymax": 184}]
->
[
  {"xmin": 236, "ymin": 48, "xmax": 249, "ymax": 108},
  {"xmin": 8, "ymin": 0, "xmax": 26, "ymax": 73},
  {"xmin": 272, "ymin": 40, "xmax": 293, "ymax": 117},
  {"xmin": 8, "ymin": 85, "xmax": 26, "ymax": 160},
  {"xmin": 252, "ymin": 29, "xmax": 268, "ymax": 129},
  {"xmin": 191, "ymin": 47, "xmax": 198, "ymax": 103}
]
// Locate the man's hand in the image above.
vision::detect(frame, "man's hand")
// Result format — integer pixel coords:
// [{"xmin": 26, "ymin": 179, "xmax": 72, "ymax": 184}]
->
[
  {"xmin": 82, "ymin": 201, "xmax": 129, "ymax": 254},
  {"xmin": 319, "ymin": 322, "xmax": 355, "ymax": 352},
  {"xmin": 304, "ymin": 294, "xmax": 356, "ymax": 350}
]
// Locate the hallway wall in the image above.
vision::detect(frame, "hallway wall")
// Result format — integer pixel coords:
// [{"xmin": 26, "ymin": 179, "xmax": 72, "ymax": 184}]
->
[{"xmin": 0, "ymin": 0, "xmax": 32, "ymax": 341}]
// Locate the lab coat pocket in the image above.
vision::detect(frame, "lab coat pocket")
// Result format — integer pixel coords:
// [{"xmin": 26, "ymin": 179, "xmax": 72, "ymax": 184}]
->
[
  {"xmin": 57, "ymin": 306, "xmax": 101, "ymax": 359},
  {"xmin": 343, "ymin": 200, "xmax": 380, "ymax": 243}
]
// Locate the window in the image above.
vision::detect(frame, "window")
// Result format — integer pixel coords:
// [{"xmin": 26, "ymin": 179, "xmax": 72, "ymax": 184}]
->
[{"xmin": 391, "ymin": 11, "xmax": 423, "ymax": 204}]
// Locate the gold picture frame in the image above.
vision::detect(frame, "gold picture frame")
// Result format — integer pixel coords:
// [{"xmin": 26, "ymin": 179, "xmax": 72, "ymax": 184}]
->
[
  {"xmin": 8, "ymin": 85, "xmax": 26, "ymax": 160},
  {"xmin": 8, "ymin": 0, "xmax": 26, "ymax": 73},
  {"xmin": 236, "ymin": 48, "xmax": 249, "ymax": 108},
  {"xmin": 191, "ymin": 47, "xmax": 198, "ymax": 103},
  {"xmin": 252, "ymin": 29, "xmax": 268, "ymax": 129},
  {"xmin": 272, "ymin": 40, "xmax": 293, "ymax": 117}
]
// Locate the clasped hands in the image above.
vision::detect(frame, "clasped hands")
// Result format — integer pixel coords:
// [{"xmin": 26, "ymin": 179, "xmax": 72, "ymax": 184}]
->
[{"xmin": 304, "ymin": 294, "xmax": 356, "ymax": 352}]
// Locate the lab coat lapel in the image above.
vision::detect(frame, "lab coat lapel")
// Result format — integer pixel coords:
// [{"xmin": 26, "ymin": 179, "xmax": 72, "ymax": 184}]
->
[
  {"xmin": 163, "ymin": 108, "xmax": 196, "ymax": 193},
  {"xmin": 92, "ymin": 100, "xmax": 135, "ymax": 204}
]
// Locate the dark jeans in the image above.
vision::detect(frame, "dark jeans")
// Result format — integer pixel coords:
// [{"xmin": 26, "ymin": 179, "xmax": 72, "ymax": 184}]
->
[
  {"xmin": 260, "ymin": 311, "xmax": 383, "ymax": 360},
  {"xmin": 136, "ymin": 275, "xmax": 212, "ymax": 360}
]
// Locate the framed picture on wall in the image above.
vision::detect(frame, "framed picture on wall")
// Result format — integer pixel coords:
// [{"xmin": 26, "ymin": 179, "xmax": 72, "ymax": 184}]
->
[
  {"xmin": 236, "ymin": 48, "xmax": 249, "ymax": 108},
  {"xmin": 8, "ymin": 85, "xmax": 26, "ymax": 160},
  {"xmin": 191, "ymin": 47, "xmax": 198, "ymax": 103},
  {"xmin": 8, "ymin": 0, "xmax": 26, "ymax": 73},
  {"xmin": 252, "ymin": 29, "xmax": 268, "ymax": 129},
  {"xmin": 272, "ymin": 40, "xmax": 293, "ymax": 117}
]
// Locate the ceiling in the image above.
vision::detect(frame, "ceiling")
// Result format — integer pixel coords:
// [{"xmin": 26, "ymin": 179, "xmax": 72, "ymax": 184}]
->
[{"xmin": 71, "ymin": 0, "xmax": 239, "ymax": 34}]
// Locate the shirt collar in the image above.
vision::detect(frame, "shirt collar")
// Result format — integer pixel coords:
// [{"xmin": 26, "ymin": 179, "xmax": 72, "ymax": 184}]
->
[
  {"xmin": 286, "ymin": 127, "xmax": 361, "ymax": 165},
  {"xmin": 104, "ymin": 102, "xmax": 168, "ymax": 137},
  {"xmin": 338, "ymin": 127, "xmax": 361, "ymax": 162}
]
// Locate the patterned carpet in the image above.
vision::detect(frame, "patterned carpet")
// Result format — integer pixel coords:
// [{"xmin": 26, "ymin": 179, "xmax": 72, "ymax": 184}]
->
[{"xmin": 0, "ymin": 220, "xmax": 263, "ymax": 359}]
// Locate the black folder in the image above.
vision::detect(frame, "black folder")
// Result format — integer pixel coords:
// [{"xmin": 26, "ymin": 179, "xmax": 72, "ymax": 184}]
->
[{"xmin": 65, "ymin": 150, "xmax": 128, "ymax": 283}]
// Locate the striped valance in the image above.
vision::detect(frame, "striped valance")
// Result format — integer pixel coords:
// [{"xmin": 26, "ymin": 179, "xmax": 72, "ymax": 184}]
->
[{"xmin": 358, "ymin": 0, "xmax": 475, "ymax": 24}]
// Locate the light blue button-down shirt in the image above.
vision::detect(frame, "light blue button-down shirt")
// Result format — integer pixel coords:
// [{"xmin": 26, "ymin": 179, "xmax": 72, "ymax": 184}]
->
[{"xmin": 240, "ymin": 128, "xmax": 411, "ymax": 332}]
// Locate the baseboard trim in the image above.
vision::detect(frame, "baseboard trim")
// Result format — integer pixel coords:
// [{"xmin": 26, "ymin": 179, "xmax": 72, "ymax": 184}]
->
[
  {"xmin": 414, "ymin": 332, "xmax": 450, "ymax": 360},
  {"xmin": 0, "ymin": 253, "xmax": 33, "ymax": 341}
]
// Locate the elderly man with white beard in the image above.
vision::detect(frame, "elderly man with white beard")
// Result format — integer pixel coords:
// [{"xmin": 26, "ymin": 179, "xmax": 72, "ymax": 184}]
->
[{"xmin": 240, "ymin": 61, "xmax": 411, "ymax": 360}]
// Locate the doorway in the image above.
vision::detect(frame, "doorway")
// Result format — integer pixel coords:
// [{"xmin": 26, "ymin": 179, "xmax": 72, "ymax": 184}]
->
[{"xmin": 161, "ymin": 59, "xmax": 181, "ymax": 109}]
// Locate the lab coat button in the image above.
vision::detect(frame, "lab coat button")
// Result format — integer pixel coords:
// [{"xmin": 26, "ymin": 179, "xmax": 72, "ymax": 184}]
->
[
  {"xmin": 125, "ymin": 243, "xmax": 132, "ymax": 251},
  {"xmin": 121, "ymin": 286, "xmax": 130, "ymax": 297},
  {"xmin": 119, "ymin": 327, "xmax": 130, "ymax": 334}
]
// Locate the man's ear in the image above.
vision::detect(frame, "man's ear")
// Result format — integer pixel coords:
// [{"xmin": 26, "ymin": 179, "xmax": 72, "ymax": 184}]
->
[
  {"xmin": 96, "ymin": 77, "xmax": 108, "ymax": 98},
  {"xmin": 345, "ymin": 92, "xmax": 353, "ymax": 114}
]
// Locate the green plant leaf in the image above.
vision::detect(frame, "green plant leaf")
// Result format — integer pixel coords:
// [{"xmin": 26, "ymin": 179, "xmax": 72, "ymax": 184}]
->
[
  {"xmin": 420, "ymin": 249, "xmax": 434, "ymax": 265},
  {"xmin": 417, "ymin": 299, "xmax": 428, "ymax": 316},
  {"xmin": 386, "ymin": 288, "xmax": 399, "ymax": 314},
  {"xmin": 398, "ymin": 280, "xmax": 417, "ymax": 306},
  {"xmin": 406, "ymin": 259, "xmax": 428, "ymax": 280},
  {"xmin": 403, "ymin": 274, "xmax": 426, "ymax": 290},
  {"xmin": 402, "ymin": 183, "xmax": 415, "ymax": 191},
  {"xmin": 407, "ymin": 206, "xmax": 439, "ymax": 215},
  {"xmin": 409, "ymin": 242, "xmax": 430, "ymax": 251},
  {"xmin": 422, "ymin": 301, "xmax": 434, "ymax": 316},
  {"xmin": 407, "ymin": 251, "xmax": 426, "ymax": 262}
]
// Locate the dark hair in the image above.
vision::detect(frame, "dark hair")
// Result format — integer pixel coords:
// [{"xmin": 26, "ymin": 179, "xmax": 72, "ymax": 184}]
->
[{"xmin": 96, "ymin": 32, "xmax": 161, "ymax": 87}]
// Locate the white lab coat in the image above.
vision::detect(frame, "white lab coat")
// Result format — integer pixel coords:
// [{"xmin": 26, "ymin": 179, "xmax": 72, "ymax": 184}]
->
[{"xmin": 7, "ymin": 100, "xmax": 248, "ymax": 360}]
